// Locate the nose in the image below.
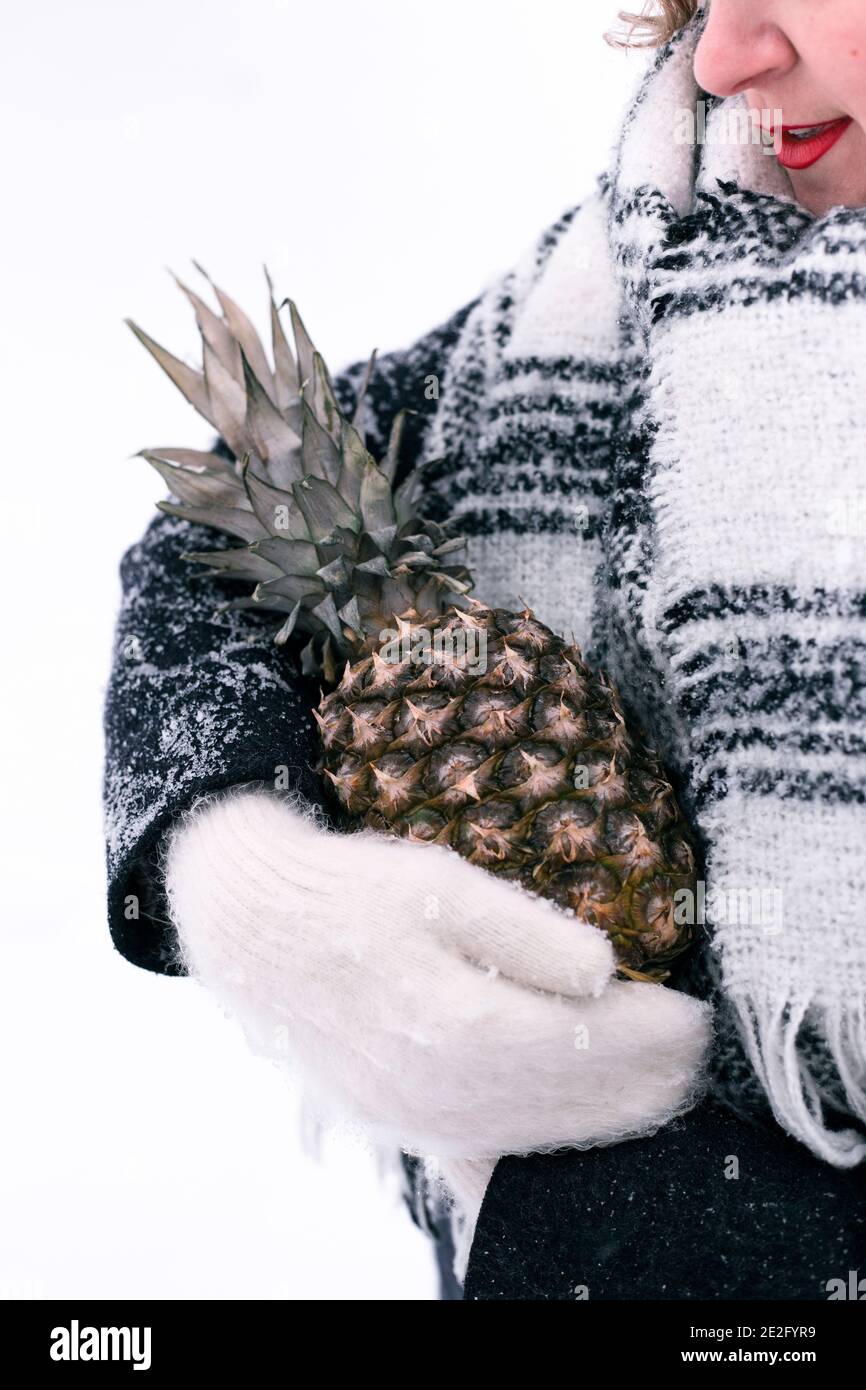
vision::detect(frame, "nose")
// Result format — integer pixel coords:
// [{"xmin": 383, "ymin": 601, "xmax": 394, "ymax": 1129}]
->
[{"xmin": 693, "ymin": 0, "xmax": 797, "ymax": 98}]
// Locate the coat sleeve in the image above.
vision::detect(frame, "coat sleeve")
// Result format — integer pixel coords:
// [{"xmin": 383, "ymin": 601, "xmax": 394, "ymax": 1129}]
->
[{"xmin": 102, "ymin": 296, "xmax": 480, "ymax": 975}]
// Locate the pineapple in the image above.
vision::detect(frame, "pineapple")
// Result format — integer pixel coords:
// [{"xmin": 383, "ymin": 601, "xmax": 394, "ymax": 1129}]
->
[{"xmin": 127, "ymin": 269, "xmax": 697, "ymax": 981}]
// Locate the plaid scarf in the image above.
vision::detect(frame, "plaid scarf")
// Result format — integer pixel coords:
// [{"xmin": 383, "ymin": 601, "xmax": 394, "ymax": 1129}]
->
[{"xmin": 421, "ymin": 20, "xmax": 866, "ymax": 1165}]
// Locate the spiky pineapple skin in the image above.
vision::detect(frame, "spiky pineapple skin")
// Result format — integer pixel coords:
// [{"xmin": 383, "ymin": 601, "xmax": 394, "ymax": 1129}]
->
[{"xmin": 317, "ymin": 603, "xmax": 696, "ymax": 981}]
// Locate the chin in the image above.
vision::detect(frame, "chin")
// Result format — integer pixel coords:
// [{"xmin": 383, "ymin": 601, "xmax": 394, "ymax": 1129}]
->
[{"xmin": 788, "ymin": 131, "xmax": 866, "ymax": 215}]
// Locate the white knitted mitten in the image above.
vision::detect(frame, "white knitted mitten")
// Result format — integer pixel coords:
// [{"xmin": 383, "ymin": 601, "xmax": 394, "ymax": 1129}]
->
[{"xmin": 164, "ymin": 787, "xmax": 712, "ymax": 1166}]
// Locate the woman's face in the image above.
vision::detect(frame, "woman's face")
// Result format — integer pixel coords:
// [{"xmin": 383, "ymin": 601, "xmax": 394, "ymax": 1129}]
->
[{"xmin": 693, "ymin": 0, "xmax": 866, "ymax": 215}]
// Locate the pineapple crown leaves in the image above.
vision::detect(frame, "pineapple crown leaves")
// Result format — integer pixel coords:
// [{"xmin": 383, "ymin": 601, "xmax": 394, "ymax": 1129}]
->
[{"xmin": 127, "ymin": 266, "xmax": 473, "ymax": 679}]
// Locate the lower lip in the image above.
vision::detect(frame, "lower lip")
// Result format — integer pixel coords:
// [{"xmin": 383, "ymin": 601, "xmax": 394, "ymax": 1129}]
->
[{"xmin": 773, "ymin": 118, "xmax": 853, "ymax": 170}]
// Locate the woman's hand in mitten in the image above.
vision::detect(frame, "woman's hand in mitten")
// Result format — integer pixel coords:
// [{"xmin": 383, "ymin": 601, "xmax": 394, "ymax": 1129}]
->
[{"xmin": 165, "ymin": 788, "xmax": 712, "ymax": 1156}]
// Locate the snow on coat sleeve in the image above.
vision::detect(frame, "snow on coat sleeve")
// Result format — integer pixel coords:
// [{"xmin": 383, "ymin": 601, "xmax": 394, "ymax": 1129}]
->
[{"xmin": 102, "ymin": 296, "xmax": 480, "ymax": 975}]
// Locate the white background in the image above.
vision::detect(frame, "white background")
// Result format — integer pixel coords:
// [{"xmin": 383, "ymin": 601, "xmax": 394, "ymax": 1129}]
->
[{"xmin": 0, "ymin": 0, "xmax": 644, "ymax": 1300}]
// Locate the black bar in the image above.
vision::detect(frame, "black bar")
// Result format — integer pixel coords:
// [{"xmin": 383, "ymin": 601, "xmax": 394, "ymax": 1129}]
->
[{"xmin": 2, "ymin": 1297, "xmax": 862, "ymax": 1372}]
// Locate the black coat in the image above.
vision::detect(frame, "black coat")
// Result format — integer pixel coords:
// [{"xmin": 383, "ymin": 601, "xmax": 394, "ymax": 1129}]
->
[
  {"xmin": 465, "ymin": 1100, "xmax": 866, "ymax": 1300},
  {"xmin": 105, "ymin": 283, "xmax": 864, "ymax": 1301}
]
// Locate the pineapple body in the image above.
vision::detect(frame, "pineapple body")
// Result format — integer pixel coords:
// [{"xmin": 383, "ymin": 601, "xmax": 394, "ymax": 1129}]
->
[{"xmin": 318, "ymin": 603, "xmax": 696, "ymax": 980}]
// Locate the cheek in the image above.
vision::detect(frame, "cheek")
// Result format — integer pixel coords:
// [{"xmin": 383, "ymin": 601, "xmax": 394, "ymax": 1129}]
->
[{"xmin": 811, "ymin": 8, "xmax": 866, "ymax": 126}]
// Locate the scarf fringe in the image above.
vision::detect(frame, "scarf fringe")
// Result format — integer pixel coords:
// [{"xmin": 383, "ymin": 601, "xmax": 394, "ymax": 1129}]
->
[{"xmin": 733, "ymin": 992, "xmax": 866, "ymax": 1168}]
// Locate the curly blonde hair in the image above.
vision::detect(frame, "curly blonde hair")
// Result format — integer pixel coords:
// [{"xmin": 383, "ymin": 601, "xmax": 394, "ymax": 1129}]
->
[{"xmin": 608, "ymin": 0, "xmax": 700, "ymax": 48}]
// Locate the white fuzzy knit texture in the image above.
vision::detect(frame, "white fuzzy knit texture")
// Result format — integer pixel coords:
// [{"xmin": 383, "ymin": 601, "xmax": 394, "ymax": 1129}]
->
[
  {"xmin": 428, "ymin": 1155, "xmax": 497, "ymax": 1285},
  {"xmin": 164, "ymin": 788, "xmax": 711, "ymax": 1214}
]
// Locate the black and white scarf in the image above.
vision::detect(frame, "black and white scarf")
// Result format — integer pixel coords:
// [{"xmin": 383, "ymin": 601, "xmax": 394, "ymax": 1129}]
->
[{"xmin": 421, "ymin": 19, "xmax": 866, "ymax": 1166}]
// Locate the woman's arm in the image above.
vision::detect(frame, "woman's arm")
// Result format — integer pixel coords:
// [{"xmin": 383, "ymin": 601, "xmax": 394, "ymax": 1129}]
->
[
  {"xmin": 164, "ymin": 786, "xmax": 710, "ymax": 1156},
  {"xmin": 102, "ymin": 294, "xmax": 480, "ymax": 974},
  {"xmin": 103, "ymin": 191, "xmax": 598, "ymax": 975},
  {"xmin": 104, "ymin": 198, "xmax": 712, "ymax": 1248}
]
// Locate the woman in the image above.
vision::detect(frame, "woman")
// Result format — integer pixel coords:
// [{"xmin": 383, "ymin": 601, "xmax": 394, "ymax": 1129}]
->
[{"xmin": 104, "ymin": 0, "xmax": 866, "ymax": 1299}]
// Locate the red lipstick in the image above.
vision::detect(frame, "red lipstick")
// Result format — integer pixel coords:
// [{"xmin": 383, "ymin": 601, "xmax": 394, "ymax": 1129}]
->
[{"xmin": 772, "ymin": 117, "xmax": 853, "ymax": 170}]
